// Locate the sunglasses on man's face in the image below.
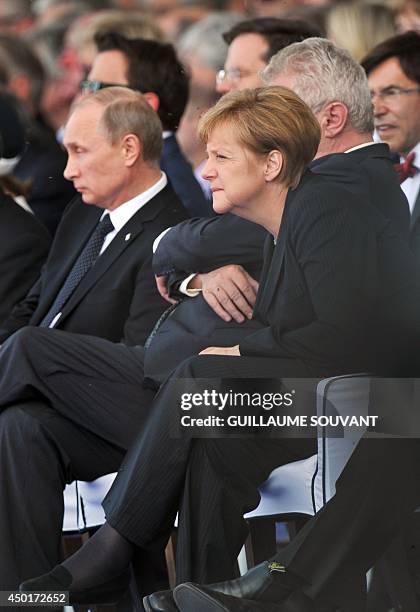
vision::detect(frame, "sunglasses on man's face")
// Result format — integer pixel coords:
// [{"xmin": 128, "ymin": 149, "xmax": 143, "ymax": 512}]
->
[{"xmin": 79, "ymin": 80, "xmax": 138, "ymax": 94}]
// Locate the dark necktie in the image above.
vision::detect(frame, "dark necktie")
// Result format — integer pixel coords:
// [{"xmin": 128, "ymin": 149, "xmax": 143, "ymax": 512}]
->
[
  {"xmin": 394, "ymin": 152, "xmax": 418, "ymax": 184},
  {"xmin": 40, "ymin": 214, "xmax": 114, "ymax": 328}
]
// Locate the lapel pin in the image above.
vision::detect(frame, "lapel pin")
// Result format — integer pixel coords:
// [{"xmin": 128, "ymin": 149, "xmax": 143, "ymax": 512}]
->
[{"xmin": 125, "ymin": 233, "xmax": 131, "ymax": 242}]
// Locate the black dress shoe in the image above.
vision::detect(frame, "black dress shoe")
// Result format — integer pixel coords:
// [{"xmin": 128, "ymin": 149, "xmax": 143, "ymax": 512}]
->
[
  {"xmin": 173, "ymin": 583, "xmax": 303, "ymax": 612},
  {"xmin": 143, "ymin": 591, "xmax": 178, "ymax": 612},
  {"xmin": 20, "ymin": 567, "xmax": 130, "ymax": 605},
  {"xmin": 208, "ymin": 560, "xmax": 303, "ymax": 602},
  {"xmin": 143, "ymin": 589, "xmax": 179, "ymax": 611},
  {"xmin": 141, "ymin": 561, "xmax": 301, "ymax": 611}
]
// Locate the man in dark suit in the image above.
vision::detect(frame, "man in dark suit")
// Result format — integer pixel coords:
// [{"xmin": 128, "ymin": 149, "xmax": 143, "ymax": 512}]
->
[
  {"xmin": 0, "ymin": 189, "xmax": 50, "ymax": 326},
  {"xmin": 0, "ymin": 34, "xmax": 76, "ymax": 235},
  {"xmin": 152, "ymin": 36, "xmax": 410, "ymax": 329},
  {"xmin": 84, "ymin": 32, "xmax": 213, "ymax": 218},
  {"xmin": 0, "ymin": 85, "xmax": 187, "ymax": 345},
  {"xmin": 0, "ymin": 85, "xmax": 189, "ymax": 589},
  {"xmin": 0, "ymin": 93, "xmax": 51, "ymax": 325},
  {"xmin": 362, "ymin": 31, "xmax": 420, "ymax": 259}
]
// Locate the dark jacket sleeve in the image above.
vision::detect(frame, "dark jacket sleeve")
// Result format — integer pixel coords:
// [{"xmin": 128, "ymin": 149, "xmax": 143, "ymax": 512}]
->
[
  {"xmin": 0, "ymin": 197, "xmax": 50, "ymax": 336},
  {"xmin": 153, "ymin": 214, "xmax": 268, "ymax": 276}
]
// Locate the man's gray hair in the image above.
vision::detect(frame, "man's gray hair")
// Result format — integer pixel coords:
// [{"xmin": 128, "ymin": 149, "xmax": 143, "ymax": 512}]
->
[
  {"xmin": 262, "ymin": 37, "xmax": 373, "ymax": 134},
  {"xmin": 177, "ymin": 12, "xmax": 243, "ymax": 72}
]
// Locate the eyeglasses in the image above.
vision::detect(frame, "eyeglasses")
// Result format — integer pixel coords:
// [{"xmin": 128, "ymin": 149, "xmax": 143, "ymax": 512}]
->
[
  {"xmin": 370, "ymin": 86, "xmax": 420, "ymax": 104},
  {"xmin": 80, "ymin": 79, "xmax": 138, "ymax": 93},
  {"xmin": 216, "ymin": 68, "xmax": 255, "ymax": 85}
]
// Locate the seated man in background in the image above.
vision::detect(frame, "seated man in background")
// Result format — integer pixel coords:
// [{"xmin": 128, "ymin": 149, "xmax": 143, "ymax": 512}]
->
[
  {"xmin": 0, "ymin": 33, "xmax": 75, "ymax": 234},
  {"xmin": 362, "ymin": 30, "xmax": 420, "ymax": 259},
  {"xmin": 0, "ymin": 87, "xmax": 187, "ymax": 346},
  {"xmin": 0, "ymin": 92, "xmax": 50, "ymax": 324},
  {"xmin": 86, "ymin": 32, "xmax": 213, "ymax": 217},
  {"xmin": 153, "ymin": 36, "xmax": 410, "ymax": 330}
]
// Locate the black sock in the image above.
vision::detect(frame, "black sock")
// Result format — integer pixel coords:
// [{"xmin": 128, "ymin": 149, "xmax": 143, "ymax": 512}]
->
[{"xmin": 61, "ymin": 522, "xmax": 134, "ymax": 591}]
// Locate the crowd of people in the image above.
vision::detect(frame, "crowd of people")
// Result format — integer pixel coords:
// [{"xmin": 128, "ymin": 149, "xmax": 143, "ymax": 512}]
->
[{"xmin": 0, "ymin": 0, "xmax": 420, "ymax": 611}]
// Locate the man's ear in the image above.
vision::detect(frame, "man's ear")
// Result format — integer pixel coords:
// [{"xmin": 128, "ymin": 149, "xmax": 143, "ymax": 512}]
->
[
  {"xmin": 122, "ymin": 133, "xmax": 141, "ymax": 167},
  {"xmin": 264, "ymin": 150, "xmax": 283, "ymax": 182},
  {"xmin": 143, "ymin": 91, "xmax": 160, "ymax": 113},
  {"xmin": 317, "ymin": 102, "xmax": 348, "ymax": 138}
]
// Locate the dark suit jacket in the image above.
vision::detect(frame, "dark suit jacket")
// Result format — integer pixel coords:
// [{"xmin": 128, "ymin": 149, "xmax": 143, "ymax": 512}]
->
[
  {"xmin": 14, "ymin": 119, "xmax": 75, "ymax": 236},
  {"xmin": 310, "ymin": 143, "xmax": 410, "ymax": 242},
  {"xmin": 149, "ymin": 149, "xmax": 418, "ymax": 380},
  {"xmin": 0, "ymin": 190, "xmax": 51, "ymax": 325},
  {"xmin": 161, "ymin": 134, "xmax": 214, "ymax": 218},
  {"xmin": 409, "ymin": 182, "xmax": 420, "ymax": 260},
  {"xmin": 0, "ymin": 185, "xmax": 187, "ymax": 345},
  {"xmin": 239, "ymin": 171, "xmax": 420, "ymax": 376},
  {"xmin": 154, "ymin": 143, "xmax": 411, "ymax": 284}
]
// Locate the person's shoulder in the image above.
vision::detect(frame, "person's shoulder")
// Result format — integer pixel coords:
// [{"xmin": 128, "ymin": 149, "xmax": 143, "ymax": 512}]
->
[
  {"xmin": 148, "ymin": 182, "xmax": 189, "ymax": 223},
  {"xmin": 0, "ymin": 191, "xmax": 51, "ymax": 241},
  {"xmin": 292, "ymin": 169, "xmax": 362, "ymax": 208},
  {"xmin": 289, "ymin": 169, "xmax": 386, "ymax": 230}
]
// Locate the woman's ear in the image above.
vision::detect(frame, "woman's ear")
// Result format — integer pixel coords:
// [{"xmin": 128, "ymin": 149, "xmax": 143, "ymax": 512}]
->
[{"xmin": 264, "ymin": 150, "xmax": 283, "ymax": 182}]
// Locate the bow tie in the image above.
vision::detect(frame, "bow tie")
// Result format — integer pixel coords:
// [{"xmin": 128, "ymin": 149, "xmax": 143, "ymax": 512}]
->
[{"xmin": 394, "ymin": 151, "xmax": 419, "ymax": 183}]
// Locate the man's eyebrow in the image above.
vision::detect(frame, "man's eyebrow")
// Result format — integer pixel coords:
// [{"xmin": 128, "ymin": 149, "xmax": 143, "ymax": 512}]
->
[
  {"xmin": 63, "ymin": 141, "xmax": 80, "ymax": 150},
  {"xmin": 373, "ymin": 84, "xmax": 400, "ymax": 91}
]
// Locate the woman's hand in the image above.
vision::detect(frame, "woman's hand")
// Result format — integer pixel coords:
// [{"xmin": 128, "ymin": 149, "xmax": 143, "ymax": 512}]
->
[{"xmin": 199, "ymin": 345, "xmax": 241, "ymax": 356}]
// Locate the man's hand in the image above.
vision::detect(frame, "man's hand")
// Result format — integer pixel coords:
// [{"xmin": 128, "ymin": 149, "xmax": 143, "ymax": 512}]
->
[
  {"xmin": 155, "ymin": 275, "xmax": 178, "ymax": 305},
  {"xmin": 199, "ymin": 345, "xmax": 241, "ymax": 356},
  {"xmin": 197, "ymin": 265, "xmax": 259, "ymax": 323}
]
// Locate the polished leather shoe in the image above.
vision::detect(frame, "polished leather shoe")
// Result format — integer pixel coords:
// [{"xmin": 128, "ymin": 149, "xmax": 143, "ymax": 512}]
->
[
  {"xmin": 142, "ymin": 561, "xmax": 300, "ymax": 610},
  {"xmin": 207, "ymin": 560, "xmax": 302, "ymax": 602},
  {"xmin": 20, "ymin": 567, "xmax": 130, "ymax": 605},
  {"xmin": 173, "ymin": 583, "xmax": 321, "ymax": 612},
  {"xmin": 143, "ymin": 589, "xmax": 179, "ymax": 612}
]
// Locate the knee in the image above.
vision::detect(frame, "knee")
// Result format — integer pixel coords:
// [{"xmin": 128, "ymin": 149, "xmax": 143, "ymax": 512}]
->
[
  {"xmin": 172, "ymin": 355, "xmax": 207, "ymax": 378},
  {"xmin": 0, "ymin": 406, "xmax": 44, "ymax": 442},
  {"xmin": 1, "ymin": 327, "xmax": 38, "ymax": 362}
]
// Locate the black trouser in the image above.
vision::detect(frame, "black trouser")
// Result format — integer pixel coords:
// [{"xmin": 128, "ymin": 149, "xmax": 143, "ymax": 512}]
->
[
  {"xmin": 0, "ymin": 327, "xmax": 152, "ymax": 588},
  {"xmin": 0, "ymin": 327, "xmax": 315, "ymax": 587},
  {"xmin": 103, "ymin": 353, "xmax": 316, "ymax": 583},
  {"xmin": 273, "ymin": 437, "xmax": 420, "ymax": 611}
]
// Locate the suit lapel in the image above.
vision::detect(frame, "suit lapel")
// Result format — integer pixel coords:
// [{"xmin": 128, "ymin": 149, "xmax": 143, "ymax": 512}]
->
[
  {"xmin": 41, "ymin": 201, "xmax": 101, "ymax": 309},
  {"xmin": 256, "ymin": 228, "xmax": 287, "ymax": 317},
  {"xmin": 410, "ymin": 187, "xmax": 420, "ymax": 229},
  {"xmin": 255, "ymin": 205, "xmax": 291, "ymax": 319},
  {"xmin": 59, "ymin": 189, "xmax": 169, "ymax": 319}
]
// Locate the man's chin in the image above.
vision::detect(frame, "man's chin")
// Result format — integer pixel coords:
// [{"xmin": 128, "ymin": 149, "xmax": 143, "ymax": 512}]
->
[{"xmin": 80, "ymin": 193, "xmax": 97, "ymax": 206}]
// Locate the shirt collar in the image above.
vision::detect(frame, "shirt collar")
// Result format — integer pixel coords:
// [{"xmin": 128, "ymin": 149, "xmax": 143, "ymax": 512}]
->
[
  {"xmin": 345, "ymin": 141, "xmax": 376, "ymax": 154},
  {"xmin": 101, "ymin": 172, "xmax": 167, "ymax": 232}
]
